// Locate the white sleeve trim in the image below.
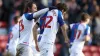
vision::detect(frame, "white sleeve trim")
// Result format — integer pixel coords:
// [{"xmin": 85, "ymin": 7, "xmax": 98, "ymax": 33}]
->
[{"xmin": 33, "ymin": 8, "xmax": 49, "ymax": 18}]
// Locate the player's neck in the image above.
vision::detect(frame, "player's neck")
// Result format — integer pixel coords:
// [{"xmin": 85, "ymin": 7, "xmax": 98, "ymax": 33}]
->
[
  {"xmin": 28, "ymin": 10, "xmax": 32, "ymax": 13},
  {"xmin": 80, "ymin": 21, "xmax": 87, "ymax": 25}
]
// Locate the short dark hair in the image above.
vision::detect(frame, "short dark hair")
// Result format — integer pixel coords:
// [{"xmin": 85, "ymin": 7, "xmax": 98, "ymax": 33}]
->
[
  {"xmin": 81, "ymin": 13, "xmax": 90, "ymax": 21},
  {"xmin": 24, "ymin": 1, "xmax": 36, "ymax": 13},
  {"xmin": 56, "ymin": 3, "xmax": 68, "ymax": 12},
  {"xmin": 13, "ymin": 16, "xmax": 20, "ymax": 24}
]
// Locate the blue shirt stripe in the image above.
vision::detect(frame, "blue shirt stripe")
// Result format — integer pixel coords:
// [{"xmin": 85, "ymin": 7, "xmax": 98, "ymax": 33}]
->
[
  {"xmin": 40, "ymin": 12, "xmax": 48, "ymax": 34},
  {"xmin": 84, "ymin": 25, "xmax": 89, "ymax": 35},
  {"xmin": 57, "ymin": 10, "xmax": 64, "ymax": 26},
  {"xmin": 24, "ymin": 13, "xmax": 33, "ymax": 20},
  {"xmin": 70, "ymin": 23, "xmax": 79, "ymax": 42}
]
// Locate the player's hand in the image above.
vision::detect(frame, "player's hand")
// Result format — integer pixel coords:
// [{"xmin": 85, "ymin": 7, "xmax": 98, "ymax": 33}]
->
[
  {"xmin": 49, "ymin": 6, "xmax": 57, "ymax": 10},
  {"xmin": 65, "ymin": 40, "xmax": 70, "ymax": 47},
  {"xmin": 35, "ymin": 45, "xmax": 40, "ymax": 52}
]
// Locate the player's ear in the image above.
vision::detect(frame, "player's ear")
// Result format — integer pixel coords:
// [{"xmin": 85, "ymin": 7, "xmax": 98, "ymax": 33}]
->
[
  {"xmin": 28, "ymin": 7, "xmax": 31, "ymax": 12},
  {"xmin": 62, "ymin": 10, "xmax": 64, "ymax": 13},
  {"xmin": 62, "ymin": 10, "xmax": 65, "ymax": 15}
]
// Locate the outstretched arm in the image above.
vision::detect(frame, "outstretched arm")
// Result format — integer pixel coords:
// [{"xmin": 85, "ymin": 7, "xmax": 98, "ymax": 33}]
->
[
  {"xmin": 33, "ymin": 8, "xmax": 49, "ymax": 18},
  {"xmin": 33, "ymin": 6, "xmax": 57, "ymax": 18},
  {"xmin": 25, "ymin": 7, "xmax": 57, "ymax": 20},
  {"xmin": 25, "ymin": 8, "xmax": 49, "ymax": 20}
]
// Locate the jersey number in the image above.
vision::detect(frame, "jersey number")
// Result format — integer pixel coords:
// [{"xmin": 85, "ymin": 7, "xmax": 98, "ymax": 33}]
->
[
  {"xmin": 41, "ymin": 16, "xmax": 53, "ymax": 29},
  {"xmin": 74, "ymin": 30, "xmax": 82, "ymax": 39},
  {"xmin": 19, "ymin": 20, "xmax": 24, "ymax": 31}
]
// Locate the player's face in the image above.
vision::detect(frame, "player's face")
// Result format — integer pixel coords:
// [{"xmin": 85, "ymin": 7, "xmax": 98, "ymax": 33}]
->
[
  {"xmin": 18, "ymin": 17, "xmax": 21, "ymax": 22},
  {"xmin": 62, "ymin": 11, "xmax": 68, "ymax": 20},
  {"xmin": 86, "ymin": 18, "xmax": 90, "ymax": 24},
  {"xmin": 31, "ymin": 4, "xmax": 37, "ymax": 12},
  {"xmin": 63, "ymin": 12, "xmax": 68, "ymax": 20}
]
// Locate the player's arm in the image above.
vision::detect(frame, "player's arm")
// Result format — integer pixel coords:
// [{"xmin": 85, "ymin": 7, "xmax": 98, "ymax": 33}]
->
[
  {"xmin": 61, "ymin": 24, "xmax": 69, "ymax": 43},
  {"xmin": 33, "ymin": 22, "xmax": 40, "ymax": 51},
  {"xmin": 8, "ymin": 27, "xmax": 19, "ymax": 49},
  {"xmin": 33, "ymin": 8, "xmax": 49, "ymax": 18},
  {"xmin": 58, "ymin": 10, "xmax": 69, "ymax": 43},
  {"xmin": 33, "ymin": 23, "xmax": 39, "ymax": 46},
  {"xmin": 25, "ymin": 7, "xmax": 57, "ymax": 20},
  {"xmin": 84, "ymin": 27, "xmax": 91, "ymax": 41},
  {"xmin": 33, "ymin": 6, "xmax": 57, "ymax": 18}
]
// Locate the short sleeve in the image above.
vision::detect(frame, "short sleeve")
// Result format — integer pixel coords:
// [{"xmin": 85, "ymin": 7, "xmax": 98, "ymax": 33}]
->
[
  {"xmin": 84, "ymin": 26, "xmax": 90, "ymax": 35},
  {"xmin": 57, "ymin": 10, "xmax": 64, "ymax": 26},
  {"xmin": 36, "ymin": 18, "xmax": 40, "ymax": 26},
  {"xmin": 70, "ymin": 24, "xmax": 74, "ymax": 29},
  {"xmin": 24, "ymin": 13, "xmax": 33, "ymax": 20},
  {"xmin": 12, "ymin": 25, "xmax": 19, "ymax": 38}
]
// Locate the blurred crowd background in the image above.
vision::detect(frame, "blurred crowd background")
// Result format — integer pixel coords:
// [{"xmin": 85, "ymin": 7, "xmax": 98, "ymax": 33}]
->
[{"xmin": 0, "ymin": 0, "xmax": 100, "ymax": 56}]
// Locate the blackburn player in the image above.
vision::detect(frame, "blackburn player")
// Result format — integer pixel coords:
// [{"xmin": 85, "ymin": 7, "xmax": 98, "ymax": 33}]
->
[
  {"xmin": 16, "ymin": 1, "xmax": 57, "ymax": 56},
  {"xmin": 70, "ymin": 13, "xmax": 91, "ymax": 56},
  {"xmin": 33, "ymin": 3, "xmax": 69, "ymax": 56},
  {"xmin": 6, "ymin": 16, "xmax": 20, "ymax": 56}
]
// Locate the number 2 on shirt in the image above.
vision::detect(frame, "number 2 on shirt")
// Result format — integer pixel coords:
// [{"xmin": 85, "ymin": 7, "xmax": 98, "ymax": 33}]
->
[{"xmin": 41, "ymin": 16, "xmax": 53, "ymax": 29}]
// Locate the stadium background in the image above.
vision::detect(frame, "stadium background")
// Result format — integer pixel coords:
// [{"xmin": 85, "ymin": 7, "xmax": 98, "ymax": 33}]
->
[{"xmin": 0, "ymin": 0, "xmax": 100, "ymax": 56}]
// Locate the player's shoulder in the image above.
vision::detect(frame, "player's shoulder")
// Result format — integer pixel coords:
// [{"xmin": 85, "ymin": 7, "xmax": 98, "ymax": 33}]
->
[
  {"xmin": 70, "ymin": 23, "xmax": 75, "ymax": 26},
  {"xmin": 12, "ymin": 24, "xmax": 19, "ymax": 30},
  {"xmin": 21, "ymin": 13, "xmax": 33, "ymax": 21},
  {"xmin": 50, "ymin": 9, "xmax": 61, "ymax": 13},
  {"xmin": 47, "ymin": 9, "xmax": 59, "ymax": 17},
  {"xmin": 86, "ymin": 25, "xmax": 90, "ymax": 29},
  {"xmin": 22, "ymin": 13, "xmax": 32, "ymax": 18},
  {"xmin": 70, "ymin": 23, "xmax": 76, "ymax": 28},
  {"xmin": 21, "ymin": 14, "xmax": 25, "ymax": 19},
  {"xmin": 81, "ymin": 24, "xmax": 90, "ymax": 30},
  {"xmin": 87, "ymin": 24, "xmax": 90, "ymax": 27},
  {"xmin": 51, "ymin": 9, "xmax": 59, "ymax": 11}
]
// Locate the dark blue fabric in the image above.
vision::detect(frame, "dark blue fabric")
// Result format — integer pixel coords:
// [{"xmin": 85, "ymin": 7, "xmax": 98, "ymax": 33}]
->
[
  {"xmin": 24, "ymin": 13, "xmax": 33, "ymax": 20},
  {"xmin": 70, "ymin": 24, "xmax": 75, "ymax": 43},
  {"xmin": 70, "ymin": 23, "xmax": 79, "ymax": 42},
  {"xmin": 40, "ymin": 12, "xmax": 48, "ymax": 34},
  {"xmin": 84, "ymin": 25, "xmax": 89, "ymax": 35},
  {"xmin": 7, "ymin": 27, "xmax": 13, "ymax": 49},
  {"xmin": 58, "ymin": 10, "xmax": 64, "ymax": 26},
  {"xmin": 38, "ymin": 36, "xmax": 42, "ymax": 42}
]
